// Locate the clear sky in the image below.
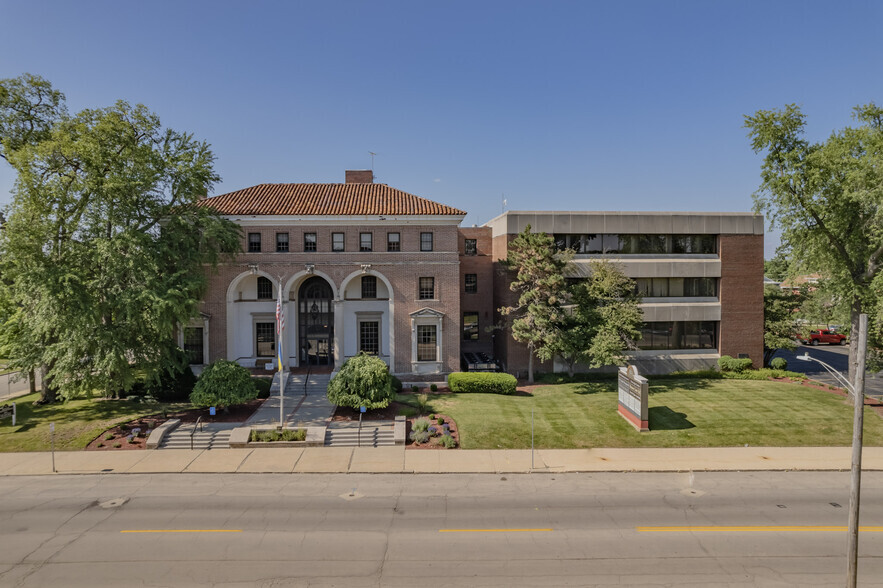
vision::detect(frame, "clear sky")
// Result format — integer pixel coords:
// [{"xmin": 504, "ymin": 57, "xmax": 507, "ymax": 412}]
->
[{"xmin": 2, "ymin": 0, "xmax": 881, "ymax": 257}]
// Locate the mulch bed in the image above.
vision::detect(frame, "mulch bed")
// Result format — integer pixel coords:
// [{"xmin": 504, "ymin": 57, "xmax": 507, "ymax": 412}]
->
[{"xmin": 84, "ymin": 398, "xmax": 265, "ymax": 451}]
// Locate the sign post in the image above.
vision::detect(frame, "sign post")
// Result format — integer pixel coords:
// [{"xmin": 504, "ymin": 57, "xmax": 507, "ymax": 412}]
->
[
  {"xmin": 49, "ymin": 422, "xmax": 56, "ymax": 473},
  {"xmin": 359, "ymin": 406, "xmax": 366, "ymax": 447},
  {"xmin": 617, "ymin": 366, "xmax": 649, "ymax": 432}
]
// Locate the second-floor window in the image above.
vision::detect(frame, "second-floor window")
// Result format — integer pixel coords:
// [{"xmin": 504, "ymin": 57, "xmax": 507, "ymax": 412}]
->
[
  {"xmin": 464, "ymin": 238, "xmax": 477, "ymax": 255},
  {"xmin": 332, "ymin": 232, "xmax": 345, "ymax": 252},
  {"xmin": 420, "ymin": 232, "xmax": 433, "ymax": 251},
  {"xmin": 419, "ymin": 277, "xmax": 435, "ymax": 300},
  {"xmin": 304, "ymin": 233, "xmax": 317, "ymax": 252},
  {"xmin": 248, "ymin": 233, "xmax": 261, "ymax": 252},
  {"xmin": 465, "ymin": 273, "xmax": 477, "ymax": 293},
  {"xmin": 361, "ymin": 275, "xmax": 377, "ymax": 299},
  {"xmin": 387, "ymin": 232, "xmax": 400, "ymax": 252},
  {"xmin": 257, "ymin": 276, "xmax": 273, "ymax": 299},
  {"xmin": 276, "ymin": 233, "xmax": 289, "ymax": 252},
  {"xmin": 360, "ymin": 232, "xmax": 372, "ymax": 252}
]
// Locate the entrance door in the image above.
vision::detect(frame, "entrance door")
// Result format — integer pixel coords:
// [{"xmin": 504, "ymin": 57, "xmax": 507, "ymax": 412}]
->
[
  {"xmin": 298, "ymin": 277, "xmax": 334, "ymax": 365},
  {"xmin": 256, "ymin": 322, "xmax": 275, "ymax": 357}
]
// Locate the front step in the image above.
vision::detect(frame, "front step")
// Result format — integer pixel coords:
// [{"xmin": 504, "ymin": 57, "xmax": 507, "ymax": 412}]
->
[
  {"xmin": 324, "ymin": 422, "xmax": 395, "ymax": 447},
  {"xmin": 158, "ymin": 424, "xmax": 236, "ymax": 450}
]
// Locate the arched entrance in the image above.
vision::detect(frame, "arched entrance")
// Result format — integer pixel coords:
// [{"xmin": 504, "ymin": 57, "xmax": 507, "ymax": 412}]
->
[{"xmin": 299, "ymin": 276, "xmax": 334, "ymax": 366}]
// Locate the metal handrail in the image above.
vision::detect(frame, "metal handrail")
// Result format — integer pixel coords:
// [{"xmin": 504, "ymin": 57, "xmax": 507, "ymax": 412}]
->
[
  {"xmin": 304, "ymin": 362, "xmax": 311, "ymax": 396},
  {"xmin": 190, "ymin": 416, "xmax": 203, "ymax": 450}
]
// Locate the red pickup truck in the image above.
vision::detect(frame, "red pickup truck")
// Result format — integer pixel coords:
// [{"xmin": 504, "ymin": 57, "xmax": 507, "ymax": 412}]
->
[{"xmin": 801, "ymin": 329, "xmax": 848, "ymax": 346}]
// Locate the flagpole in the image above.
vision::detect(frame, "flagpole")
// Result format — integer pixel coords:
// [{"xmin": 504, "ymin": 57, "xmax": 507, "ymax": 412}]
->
[{"xmin": 277, "ymin": 277, "xmax": 285, "ymax": 428}]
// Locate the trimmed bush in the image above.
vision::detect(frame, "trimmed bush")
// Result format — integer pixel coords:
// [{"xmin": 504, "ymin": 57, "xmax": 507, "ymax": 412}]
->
[
  {"xmin": 390, "ymin": 375, "xmax": 403, "ymax": 394},
  {"xmin": 447, "ymin": 372, "xmax": 517, "ymax": 395},
  {"xmin": 145, "ymin": 354, "xmax": 199, "ymax": 402},
  {"xmin": 410, "ymin": 429, "xmax": 430, "ymax": 444},
  {"xmin": 717, "ymin": 355, "xmax": 753, "ymax": 372},
  {"xmin": 326, "ymin": 352, "xmax": 393, "ymax": 410},
  {"xmin": 430, "ymin": 383, "xmax": 438, "ymax": 392},
  {"xmin": 770, "ymin": 357, "xmax": 788, "ymax": 370},
  {"xmin": 411, "ymin": 385, "xmax": 419, "ymax": 393},
  {"xmin": 190, "ymin": 360, "xmax": 258, "ymax": 410},
  {"xmin": 253, "ymin": 377, "xmax": 272, "ymax": 399},
  {"xmin": 440, "ymin": 434, "xmax": 457, "ymax": 449},
  {"xmin": 413, "ymin": 418, "xmax": 430, "ymax": 433}
]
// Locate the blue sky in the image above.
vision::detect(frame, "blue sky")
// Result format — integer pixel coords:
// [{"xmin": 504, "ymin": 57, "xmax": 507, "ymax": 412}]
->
[{"xmin": 2, "ymin": 0, "xmax": 881, "ymax": 257}]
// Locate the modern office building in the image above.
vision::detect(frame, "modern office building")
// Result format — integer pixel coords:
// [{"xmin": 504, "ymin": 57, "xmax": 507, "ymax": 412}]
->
[{"xmin": 189, "ymin": 171, "xmax": 763, "ymax": 376}]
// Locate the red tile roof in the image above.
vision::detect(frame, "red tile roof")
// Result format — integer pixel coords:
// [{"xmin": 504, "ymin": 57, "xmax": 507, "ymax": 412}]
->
[{"xmin": 196, "ymin": 183, "xmax": 466, "ymax": 216}]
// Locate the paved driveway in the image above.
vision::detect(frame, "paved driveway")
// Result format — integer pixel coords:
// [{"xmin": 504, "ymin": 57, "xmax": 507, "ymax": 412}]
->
[{"xmin": 773, "ymin": 343, "xmax": 883, "ymax": 399}]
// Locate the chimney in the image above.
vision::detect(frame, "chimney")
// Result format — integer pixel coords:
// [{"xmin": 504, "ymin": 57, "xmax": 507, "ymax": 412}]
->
[{"xmin": 345, "ymin": 170, "xmax": 374, "ymax": 184}]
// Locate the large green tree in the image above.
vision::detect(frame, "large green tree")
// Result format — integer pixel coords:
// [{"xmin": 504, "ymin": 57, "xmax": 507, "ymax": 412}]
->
[
  {"xmin": 552, "ymin": 261, "xmax": 643, "ymax": 377},
  {"xmin": 499, "ymin": 225, "xmax": 573, "ymax": 383},
  {"xmin": 745, "ymin": 103, "xmax": 883, "ymax": 381},
  {"xmin": 762, "ymin": 284, "xmax": 800, "ymax": 367},
  {"xmin": 0, "ymin": 74, "xmax": 241, "ymax": 401}
]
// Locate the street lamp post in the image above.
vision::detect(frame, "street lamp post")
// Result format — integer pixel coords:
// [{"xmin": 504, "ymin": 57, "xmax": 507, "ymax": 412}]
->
[{"xmin": 797, "ymin": 313, "xmax": 867, "ymax": 588}]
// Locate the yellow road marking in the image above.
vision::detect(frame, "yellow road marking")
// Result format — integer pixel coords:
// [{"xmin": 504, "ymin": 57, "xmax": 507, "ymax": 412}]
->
[
  {"xmin": 439, "ymin": 528, "xmax": 553, "ymax": 533},
  {"xmin": 121, "ymin": 529, "xmax": 242, "ymax": 533},
  {"xmin": 637, "ymin": 526, "xmax": 883, "ymax": 533}
]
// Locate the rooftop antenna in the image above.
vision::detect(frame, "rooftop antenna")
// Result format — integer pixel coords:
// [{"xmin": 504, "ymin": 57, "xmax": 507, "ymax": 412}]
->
[{"xmin": 368, "ymin": 151, "xmax": 377, "ymax": 171}]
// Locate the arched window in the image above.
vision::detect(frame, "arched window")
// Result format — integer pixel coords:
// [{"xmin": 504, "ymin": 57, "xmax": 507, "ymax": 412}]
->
[
  {"xmin": 257, "ymin": 276, "xmax": 273, "ymax": 299},
  {"xmin": 361, "ymin": 275, "xmax": 377, "ymax": 299}
]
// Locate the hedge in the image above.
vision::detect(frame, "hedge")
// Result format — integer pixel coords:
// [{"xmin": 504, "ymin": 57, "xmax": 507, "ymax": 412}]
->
[
  {"xmin": 447, "ymin": 372, "xmax": 517, "ymax": 395},
  {"xmin": 717, "ymin": 355, "xmax": 753, "ymax": 372}
]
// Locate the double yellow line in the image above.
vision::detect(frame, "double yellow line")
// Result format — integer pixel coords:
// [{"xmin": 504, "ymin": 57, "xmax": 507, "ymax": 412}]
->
[{"xmin": 638, "ymin": 526, "xmax": 883, "ymax": 533}]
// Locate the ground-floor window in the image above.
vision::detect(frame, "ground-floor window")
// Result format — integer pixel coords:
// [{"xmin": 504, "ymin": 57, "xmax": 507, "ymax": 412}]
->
[
  {"xmin": 184, "ymin": 327, "xmax": 204, "ymax": 364},
  {"xmin": 463, "ymin": 312, "xmax": 479, "ymax": 340},
  {"xmin": 360, "ymin": 321, "xmax": 379, "ymax": 355},
  {"xmin": 417, "ymin": 325, "xmax": 437, "ymax": 361},
  {"xmin": 637, "ymin": 321, "xmax": 717, "ymax": 350},
  {"xmin": 256, "ymin": 322, "xmax": 275, "ymax": 357}
]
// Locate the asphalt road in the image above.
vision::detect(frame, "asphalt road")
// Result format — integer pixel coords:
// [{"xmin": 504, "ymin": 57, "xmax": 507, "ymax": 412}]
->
[
  {"xmin": 773, "ymin": 343, "xmax": 883, "ymax": 399},
  {"xmin": 0, "ymin": 472, "xmax": 881, "ymax": 586}
]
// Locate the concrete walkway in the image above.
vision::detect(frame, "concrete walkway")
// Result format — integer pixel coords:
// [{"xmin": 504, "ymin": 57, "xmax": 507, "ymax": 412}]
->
[
  {"xmin": 2, "ymin": 446, "xmax": 883, "ymax": 476},
  {"xmin": 245, "ymin": 372, "xmax": 335, "ymax": 427}
]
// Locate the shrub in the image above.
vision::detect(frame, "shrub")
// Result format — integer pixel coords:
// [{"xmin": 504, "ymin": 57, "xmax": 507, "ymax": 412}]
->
[
  {"xmin": 437, "ymin": 417, "xmax": 445, "ymax": 425},
  {"xmin": 326, "ymin": 352, "xmax": 393, "ymax": 410},
  {"xmin": 440, "ymin": 434, "xmax": 457, "ymax": 449},
  {"xmin": 390, "ymin": 375, "xmax": 403, "ymax": 394},
  {"xmin": 127, "ymin": 435, "xmax": 136, "ymax": 444},
  {"xmin": 655, "ymin": 369, "xmax": 723, "ymax": 380},
  {"xmin": 416, "ymin": 394, "xmax": 430, "ymax": 414},
  {"xmin": 723, "ymin": 368, "xmax": 806, "ymax": 381},
  {"xmin": 717, "ymin": 355, "xmax": 753, "ymax": 372},
  {"xmin": 410, "ymin": 430, "xmax": 430, "ymax": 444},
  {"xmin": 411, "ymin": 385, "xmax": 419, "ymax": 393},
  {"xmin": 447, "ymin": 372, "xmax": 517, "ymax": 395},
  {"xmin": 145, "ymin": 354, "xmax": 198, "ymax": 402},
  {"xmin": 413, "ymin": 418, "xmax": 430, "ymax": 433},
  {"xmin": 280, "ymin": 429, "xmax": 306, "ymax": 442},
  {"xmin": 770, "ymin": 357, "xmax": 788, "ymax": 370},
  {"xmin": 430, "ymin": 383, "xmax": 438, "ymax": 392},
  {"xmin": 105, "ymin": 433, "xmax": 115, "ymax": 441},
  {"xmin": 428, "ymin": 426, "xmax": 438, "ymax": 436},
  {"xmin": 190, "ymin": 360, "xmax": 258, "ymax": 410},
  {"xmin": 113, "ymin": 443, "xmax": 122, "ymax": 448},
  {"xmin": 253, "ymin": 377, "xmax": 272, "ymax": 399},
  {"xmin": 97, "ymin": 443, "xmax": 104, "ymax": 448}
]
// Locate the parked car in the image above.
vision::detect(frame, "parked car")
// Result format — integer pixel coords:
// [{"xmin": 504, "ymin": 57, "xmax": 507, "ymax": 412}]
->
[{"xmin": 801, "ymin": 329, "xmax": 848, "ymax": 346}]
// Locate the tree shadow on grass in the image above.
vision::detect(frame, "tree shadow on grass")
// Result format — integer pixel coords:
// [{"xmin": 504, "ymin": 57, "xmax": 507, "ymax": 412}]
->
[
  {"xmin": 648, "ymin": 378, "xmax": 716, "ymax": 394},
  {"xmin": 571, "ymin": 383, "xmax": 613, "ymax": 395},
  {"xmin": 512, "ymin": 390, "xmax": 534, "ymax": 397},
  {"xmin": 648, "ymin": 406, "xmax": 695, "ymax": 430}
]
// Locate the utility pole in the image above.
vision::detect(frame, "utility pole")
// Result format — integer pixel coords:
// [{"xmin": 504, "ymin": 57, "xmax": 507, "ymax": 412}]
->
[{"xmin": 847, "ymin": 313, "xmax": 867, "ymax": 587}]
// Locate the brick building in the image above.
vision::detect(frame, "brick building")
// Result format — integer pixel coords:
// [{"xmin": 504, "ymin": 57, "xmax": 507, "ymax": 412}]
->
[{"xmin": 188, "ymin": 172, "xmax": 763, "ymax": 376}]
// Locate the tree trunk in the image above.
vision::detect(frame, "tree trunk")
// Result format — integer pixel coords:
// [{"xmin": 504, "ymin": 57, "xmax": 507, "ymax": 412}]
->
[
  {"xmin": 35, "ymin": 364, "xmax": 57, "ymax": 405},
  {"xmin": 527, "ymin": 344, "xmax": 535, "ymax": 384},
  {"xmin": 28, "ymin": 369, "xmax": 36, "ymax": 395}
]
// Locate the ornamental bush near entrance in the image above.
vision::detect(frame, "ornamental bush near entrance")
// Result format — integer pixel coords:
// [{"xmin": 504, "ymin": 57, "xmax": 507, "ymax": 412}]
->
[
  {"xmin": 189, "ymin": 359, "xmax": 257, "ymax": 410},
  {"xmin": 326, "ymin": 352, "xmax": 393, "ymax": 410},
  {"xmin": 447, "ymin": 372, "xmax": 517, "ymax": 395}
]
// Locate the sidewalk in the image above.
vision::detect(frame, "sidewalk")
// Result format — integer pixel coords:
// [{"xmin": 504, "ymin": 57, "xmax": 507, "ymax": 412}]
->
[{"xmin": 2, "ymin": 446, "xmax": 882, "ymax": 476}]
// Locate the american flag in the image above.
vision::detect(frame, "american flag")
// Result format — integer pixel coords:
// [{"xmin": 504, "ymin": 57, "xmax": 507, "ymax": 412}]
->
[{"xmin": 276, "ymin": 282, "xmax": 284, "ymax": 370}]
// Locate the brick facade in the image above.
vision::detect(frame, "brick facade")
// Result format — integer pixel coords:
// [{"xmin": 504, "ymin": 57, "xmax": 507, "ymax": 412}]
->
[
  {"xmin": 458, "ymin": 227, "xmax": 495, "ymax": 360},
  {"xmin": 718, "ymin": 234, "xmax": 764, "ymax": 367}
]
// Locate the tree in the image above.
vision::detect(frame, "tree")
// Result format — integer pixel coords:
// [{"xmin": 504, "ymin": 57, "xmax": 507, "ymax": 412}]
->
[
  {"xmin": 745, "ymin": 103, "xmax": 883, "ymax": 381},
  {"xmin": 499, "ymin": 225, "xmax": 573, "ymax": 383},
  {"xmin": 763, "ymin": 284, "xmax": 800, "ymax": 367},
  {"xmin": 189, "ymin": 360, "xmax": 257, "ymax": 411},
  {"xmin": 326, "ymin": 352, "xmax": 393, "ymax": 410},
  {"xmin": 552, "ymin": 261, "xmax": 643, "ymax": 377},
  {"xmin": 764, "ymin": 251, "xmax": 790, "ymax": 282},
  {"xmin": 0, "ymin": 74, "xmax": 241, "ymax": 401}
]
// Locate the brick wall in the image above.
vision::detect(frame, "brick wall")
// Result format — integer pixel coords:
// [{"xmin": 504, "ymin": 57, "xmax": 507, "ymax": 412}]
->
[
  {"xmin": 718, "ymin": 234, "xmax": 764, "ymax": 367},
  {"xmin": 459, "ymin": 227, "xmax": 494, "ymax": 358}
]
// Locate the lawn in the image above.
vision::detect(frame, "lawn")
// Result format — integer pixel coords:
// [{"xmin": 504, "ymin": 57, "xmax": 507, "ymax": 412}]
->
[
  {"xmin": 413, "ymin": 379, "xmax": 883, "ymax": 449},
  {"xmin": 0, "ymin": 393, "xmax": 188, "ymax": 452}
]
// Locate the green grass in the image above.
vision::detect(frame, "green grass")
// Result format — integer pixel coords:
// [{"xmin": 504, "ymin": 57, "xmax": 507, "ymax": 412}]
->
[
  {"xmin": 403, "ymin": 379, "xmax": 883, "ymax": 449},
  {"xmin": 0, "ymin": 393, "xmax": 188, "ymax": 452}
]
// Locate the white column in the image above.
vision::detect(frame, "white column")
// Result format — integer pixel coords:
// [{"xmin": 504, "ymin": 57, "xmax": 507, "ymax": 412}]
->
[{"xmin": 333, "ymin": 299, "xmax": 344, "ymax": 369}]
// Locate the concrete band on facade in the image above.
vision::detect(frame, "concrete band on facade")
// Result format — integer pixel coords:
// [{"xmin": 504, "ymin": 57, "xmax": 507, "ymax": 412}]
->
[{"xmin": 191, "ymin": 171, "xmax": 764, "ymax": 377}]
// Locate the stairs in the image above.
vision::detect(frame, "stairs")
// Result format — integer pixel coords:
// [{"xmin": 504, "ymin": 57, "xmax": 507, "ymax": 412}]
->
[
  {"xmin": 158, "ymin": 423, "xmax": 237, "ymax": 450},
  {"xmin": 284, "ymin": 372, "xmax": 331, "ymax": 398},
  {"xmin": 324, "ymin": 421, "xmax": 395, "ymax": 447}
]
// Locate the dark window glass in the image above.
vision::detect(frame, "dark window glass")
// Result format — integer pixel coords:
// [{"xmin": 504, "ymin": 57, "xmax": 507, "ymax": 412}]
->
[
  {"xmin": 651, "ymin": 278, "xmax": 669, "ymax": 297},
  {"xmin": 360, "ymin": 321, "xmax": 379, "ymax": 355},
  {"xmin": 276, "ymin": 232, "xmax": 289, "ymax": 252},
  {"xmin": 304, "ymin": 233, "xmax": 317, "ymax": 252},
  {"xmin": 256, "ymin": 322, "xmax": 275, "ymax": 357},
  {"xmin": 465, "ymin": 273, "xmax": 477, "ymax": 293},
  {"xmin": 332, "ymin": 232, "xmax": 344, "ymax": 252},
  {"xmin": 637, "ymin": 321, "xmax": 718, "ymax": 350},
  {"xmin": 257, "ymin": 276, "xmax": 273, "ymax": 299},
  {"xmin": 387, "ymin": 232, "xmax": 400, "ymax": 252},
  {"xmin": 463, "ymin": 312, "xmax": 479, "ymax": 341},
  {"xmin": 634, "ymin": 278, "xmax": 652, "ymax": 297},
  {"xmin": 603, "ymin": 234, "xmax": 621, "ymax": 254},
  {"xmin": 417, "ymin": 325, "xmax": 437, "ymax": 361},
  {"xmin": 419, "ymin": 277, "xmax": 434, "ymax": 300},
  {"xmin": 360, "ymin": 232, "xmax": 372, "ymax": 252},
  {"xmin": 248, "ymin": 232, "xmax": 261, "ymax": 252},
  {"xmin": 184, "ymin": 327, "xmax": 203, "ymax": 365},
  {"xmin": 464, "ymin": 238, "xmax": 477, "ymax": 255},
  {"xmin": 361, "ymin": 275, "xmax": 377, "ymax": 299},
  {"xmin": 420, "ymin": 232, "xmax": 433, "ymax": 252}
]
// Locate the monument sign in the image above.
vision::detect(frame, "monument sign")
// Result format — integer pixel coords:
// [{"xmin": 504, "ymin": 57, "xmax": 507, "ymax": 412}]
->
[{"xmin": 617, "ymin": 365, "xmax": 648, "ymax": 431}]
